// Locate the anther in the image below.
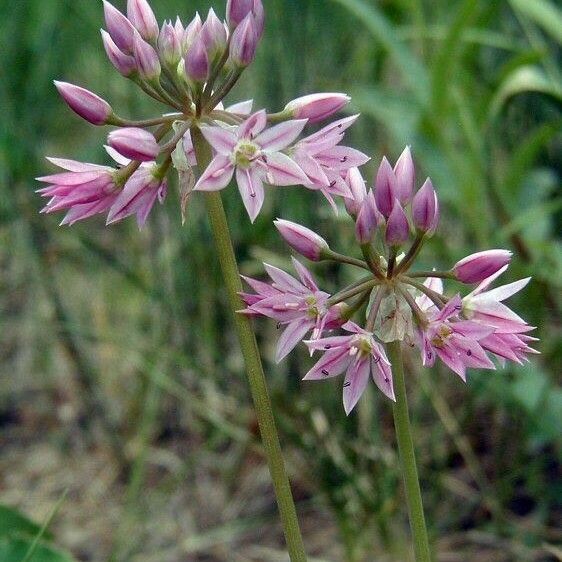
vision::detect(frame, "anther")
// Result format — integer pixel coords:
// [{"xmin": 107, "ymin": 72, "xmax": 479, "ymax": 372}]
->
[
  {"xmin": 343, "ymin": 381, "xmax": 351, "ymax": 387},
  {"xmin": 321, "ymin": 369, "xmax": 329, "ymax": 376}
]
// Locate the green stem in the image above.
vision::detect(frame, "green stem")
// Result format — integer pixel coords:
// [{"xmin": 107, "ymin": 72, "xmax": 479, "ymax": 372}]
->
[
  {"xmin": 386, "ymin": 341, "xmax": 432, "ymax": 562},
  {"xmin": 324, "ymin": 249, "xmax": 370, "ymax": 270},
  {"xmin": 408, "ymin": 270, "xmax": 454, "ymax": 280},
  {"xmin": 191, "ymin": 127, "xmax": 308, "ymax": 562}
]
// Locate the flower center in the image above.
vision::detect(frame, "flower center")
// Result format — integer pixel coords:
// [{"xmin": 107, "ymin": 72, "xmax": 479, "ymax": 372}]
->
[
  {"xmin": 305, "ymin": 295, "xmax": 320, "ymax": 318},
  {"xmin": 350, "ymin": 335, "xmax": 373, "ymax": 358},
  {"xmin": 430, "ymin": 323, "xmax": 453, "ymax": 348},
  {"xmin": 233, "ymin": 141, "xmax": 261, "ymax": 169}
]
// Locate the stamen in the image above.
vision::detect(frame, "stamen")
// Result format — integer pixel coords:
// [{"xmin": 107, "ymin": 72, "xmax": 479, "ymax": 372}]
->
[
  {"xmin": 343, "ymin": 381, "xmax": 351, "ymax": 387},
  {"xmin": 322, "ymin": 369, "xmax": 329, "ymax": 376},
  {"xmin": 466, "ymin": 349, "xmax": 472, "ymax": 356},
  {"xmin": 340, "ymin": 156, "xmax": 348, "ymax": 163},
  {"xmin": 324, "ymin": 345, "xmax": 332, "ymax": 349}
]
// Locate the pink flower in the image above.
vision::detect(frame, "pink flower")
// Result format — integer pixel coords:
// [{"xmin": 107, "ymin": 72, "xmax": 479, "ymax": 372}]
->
[
  {"xmin": 304, "ymin": 321, "xmax": 395, "ymax": 414},
  {"xmin": 417, "ymin": 295, "xmax": 496, "ymax": 381},
  {"xmin": 193, "ymin": 110, "xmax": 309, "ymax": 222},
  {"xmin": 106, "ymin": 165, "xmax": 167, "ymax": 228},
  {"xmin": 462, "ymin": 265, "xmax": 533, "ymax": 333},
  {"xmin": 37, "ymin": 158, "xmax": 119, "ymax": 225},
  {"xmin": 241, "ymin": 258, "xmax": 342, "ymax": 362},
  {"xmin": 290, "ymin": 115, "xmax": 369, "ymax": 211}
]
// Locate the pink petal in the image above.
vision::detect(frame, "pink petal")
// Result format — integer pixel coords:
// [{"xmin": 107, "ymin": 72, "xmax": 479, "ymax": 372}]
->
[
  {"xmin": 315, "ymin": 146, "xmax": 370, "ymax": 170},
  {"xmin": 450, "ymin": 334, "xmax": 495, "ymax": 370},
  {"xmin": 303, "ymin": 348, "xmax": 351, "ymax": 380},
  {"xmin": 200, "ymin": 125, "xmax": 237, "ymax": 155},
  {"xmin": 291, "ymin": 257, "xmax": 318, "ymax": 292},
  {"xmin": 255, "ymin": 119, "xmax": 308, "ymax": 151},
  {"xmin": 479, "ymin": 277, "xmax": 531, "ymax": 303},
  {"xmin": 343, "ymin": 358, "xmax": 370, "ymax": 414},
  {"xmin": 238, "ymin": 110, "xmax": 267, "ymax": 139},
  {"xmin": 236, "ymin": 166, "xmax": 264, "ymax": 222},
  {"xmin": 371, "ymin": 352, "xmax": 395, "ymax": 401},
  {"xmin": 264, "ymin": 152, "xmax": 309, "ymax": 186},
  {"xmin": 46, "ymin": 157, "xmax": 109, "ymax": 172},
  {"xmin": 194, "ymin": 156, "xmax": 235, "ymax": 191},
  {"xmin": 264, "ymin": 263, "xmax": 306, "ymax": 293},
  {"xmin": 226, "ymin": 99, "xmax": 254, "ymax": 114},
  {"xmin": 276, "ymin": 320, "xmax": 313, "ymax": 362}
]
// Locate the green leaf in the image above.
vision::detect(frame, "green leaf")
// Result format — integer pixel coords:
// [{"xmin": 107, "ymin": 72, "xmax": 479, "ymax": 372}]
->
[
  {"xmin": 509, "ymin": 0, "xmax": 562, "ymax": 45},
  {"xmin": 488, "ymin": 65, "xmax": 562, "ymax": 121},
  {"xmin": 330, "ymin": 0, "xmax": 430, "ymax": 105},
  {"xmin": 0, "ymin": 506, "xmax": 51, "ymax": 541},
  {"xmin": 0, "ymin": 537, "xmax": 74, "ymax": 562}
]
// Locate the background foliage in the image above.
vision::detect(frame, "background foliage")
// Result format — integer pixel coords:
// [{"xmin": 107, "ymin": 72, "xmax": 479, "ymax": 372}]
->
[{"xmin": 0, "ymin": 0, "xmax": 560, "ymax": 561}]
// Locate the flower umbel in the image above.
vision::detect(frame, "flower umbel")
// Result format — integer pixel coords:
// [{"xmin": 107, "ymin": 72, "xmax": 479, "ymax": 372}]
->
[{"xmin": 242, "ymin": 146, "xmax": 538, "ymax": 414}]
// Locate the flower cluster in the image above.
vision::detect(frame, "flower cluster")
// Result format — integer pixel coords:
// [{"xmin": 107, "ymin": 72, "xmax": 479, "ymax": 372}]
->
[
  {"xmin": 242, "ymin": 149, "xmax": 538, "ymax": 413},
  {"xmin": 39, "ymin": 0, "xmax": 361, "ymax": 227}
]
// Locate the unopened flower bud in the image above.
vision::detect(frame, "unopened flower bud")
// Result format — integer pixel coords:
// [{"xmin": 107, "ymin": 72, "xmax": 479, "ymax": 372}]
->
[
  {"xmin": 344, "ymin": 167, "xmax": 367, "ymax": 216},
  {"xmin": 54, "ymin": 81, "xmax": 113, "ymax": 125},
  {"xmin": 274, "ymin": 219, "xmax": 330, "ymax": 261},
  {"xmin": 412, "ymin": 178, "xmax": 438, "ymax": 233},
  {"xmin": 252, "ymin": 0, "xmax": 265, "ymax": 39},
  {"xmin": 453, "ymin": 250, "xmax": 512, "ymax": 284},
  {"xmin": 284, "ymin": 93, "xmax": 350, "ymax": 124},
  {"xmin": 201, "ymin": 8, "xmax": 228, "ymax": 58},
  {"xmin": 108, "ymin": 127, "xmax": 159, "ymax": 162},
  {"xmin": 127, "ymin": 0, "xmax": 159, "ymax": 42},
  {"xmin": 185, "ymin": 35, "xmax": 210, "ymax": 82},
  {"xmin": 158, "ymin": 21, "xmax": 182, "ymax": 66},
  {"xmin": 355, "ymin": 190, "xmax": 382, "ymax": 244},
  {"xmin": 394, "ymin": 146, "xmax": 415, "ymax": 204},
  {"xmin": 133, "ymin": 31, "xmax": 161, "ymax": 80},
  {"xmin": 103, "ymin": 0, "xmax": 136, "ymax": 53},
  {"xmin": 101, "ymin": 30, "xmax": 137, "ymax": 76},
  {"xmin": 229, "ymin": 13, "xmax": 258, "ymax": 67},
  {"xmin": 183, "ymin": 13, "xmax": 202, "ymax": 51},
  {"xmin": 374, "ymin": 156, "xmax": 396, "ymax": 218},
  {"xmin": 385, "ymin": 199, "xmax": 410, "ymax": 246},
  {"xmin": 226, "ymin": 0, "xmax": 254, "ymax": 28},
  {"xmin": 174, "ymin": 16, "xmax": 184, "ymax": 39}
]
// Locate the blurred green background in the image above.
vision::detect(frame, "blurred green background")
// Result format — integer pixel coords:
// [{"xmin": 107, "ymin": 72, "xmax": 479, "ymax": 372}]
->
[{"xmin": 0, "ymin": 0, "xmax": 561, "ymax": 561}]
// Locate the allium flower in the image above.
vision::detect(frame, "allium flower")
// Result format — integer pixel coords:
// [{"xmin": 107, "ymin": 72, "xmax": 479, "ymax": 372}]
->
[
  {"xmin": 417, "ymin": 296, "xmax": 496, "ymax": 381},
  {"xmin": 289, "ymin": 115, "xmax": 369, "ymax": 210},
  {"xmin": 241, "ymin": 258, "xmax": 343, "ymax": 361},
  {"xmin": 106, "ymin": 165, "xmax": 167, "ymax": 228},
  {"xmin": 37, "ymin": 158, "xmax": 120, "ymax": 225},
  {"xmin": 462, "ymin": 265, "xmax": 533, "ymax": 333},
  {"xmin": 304, "ymin": 322, "xmax": 395, "ymax": 414},
  {"xmin": 193, "ymin": 111, "xmax": 310, "ymax": 221}
]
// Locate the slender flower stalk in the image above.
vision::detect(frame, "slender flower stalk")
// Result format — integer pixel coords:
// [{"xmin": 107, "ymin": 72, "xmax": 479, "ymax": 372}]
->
[
  {"xmin": 387, "ymin": 341, "xmax": 432, "ymax": 562},
  {"xmin": 191, "ymin": 128, "xmax": 308, "ymax": 562}
]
